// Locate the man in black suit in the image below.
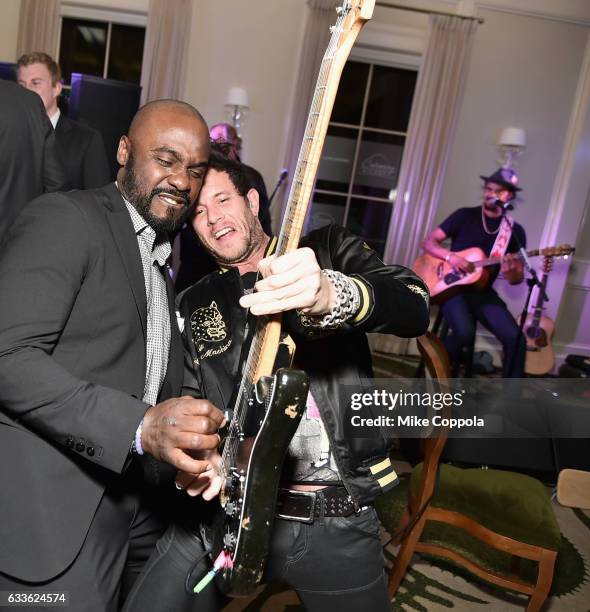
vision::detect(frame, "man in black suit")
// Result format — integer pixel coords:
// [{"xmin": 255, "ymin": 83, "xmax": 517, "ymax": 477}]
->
[
  {"xmin": 0, "ymin": 79, "xmax": 65, "ymax": 242},
  {"xmin": 17, "ymin": 52, "xmax": 111, "ymax": 189},
  {"xmin": 0, "ymin": 100, "xmax": 224, "ymax": 610}
]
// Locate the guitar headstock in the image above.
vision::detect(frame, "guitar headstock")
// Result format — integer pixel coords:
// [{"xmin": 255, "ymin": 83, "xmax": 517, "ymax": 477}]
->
[
  {"xmin": 277, "ymin": 0, "xmax": 374, "ymax": 256},
  {"xmin": 542, "ymin": 256, "xmax": 554, "ymax": 274},
  {"xmin": 339, "ymin": 0, "xmax": 375, "ymax": 22},
  {"xmin": 332, "ymin": 1, "xmax": 375, "ymax": 41},
  {"xmin": 540, "ymin": 244, "xmax": 575, "ymax": 259}
]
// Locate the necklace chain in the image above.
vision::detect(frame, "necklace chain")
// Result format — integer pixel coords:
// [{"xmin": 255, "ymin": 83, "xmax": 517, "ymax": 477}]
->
[{"xmin": 481, "ymin": 207, "xmax": 501, "ymax": 235}]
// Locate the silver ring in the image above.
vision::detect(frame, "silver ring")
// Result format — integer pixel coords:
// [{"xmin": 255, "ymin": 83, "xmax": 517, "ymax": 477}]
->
[{"xmin": 175, "ymin": 481, "xmax": 184, "ymax": 490}]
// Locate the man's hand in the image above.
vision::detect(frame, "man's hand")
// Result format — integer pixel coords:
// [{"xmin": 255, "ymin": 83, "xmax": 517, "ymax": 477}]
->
[
  {"xmin": 502, "ymin": 254, "xmax": 524, "ymax": 285},
  {"xmin": 239, "ymin": 247, "xmax": 335, "ymax": 315},
  {"xmin": 141, "ymin": 396, "xmax": 225, "ymax": 475},
  {"xmin": 175, "ymin": 451, "xmax": 223, "ymax": 500},
  {"xmin": 448, "ymin": 253, "xmax": 475, "ymax": 274}
]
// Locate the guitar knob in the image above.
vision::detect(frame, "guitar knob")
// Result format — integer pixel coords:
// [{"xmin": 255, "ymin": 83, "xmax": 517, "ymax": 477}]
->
[{"xmin": 223, "ymin": 532, "xmax": 236, "ymax": 548}]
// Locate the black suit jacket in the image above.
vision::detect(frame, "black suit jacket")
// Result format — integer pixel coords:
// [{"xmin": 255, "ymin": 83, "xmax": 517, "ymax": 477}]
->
[
  {"xmin": 0, "ymin": 183, "xmax": 183, "ymax": 581},
  {"xmin": 55, "ymin": 114, "xmax": 111, "ymax": 189},
  {"xmin": 0, "ymin": 80, "xmax": 65, "ymax": 242}
]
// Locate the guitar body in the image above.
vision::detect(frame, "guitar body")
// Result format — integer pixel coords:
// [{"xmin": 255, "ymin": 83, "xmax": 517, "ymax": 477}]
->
[
  {"xmin": 521, "ymin": 312, "xmax": 555, "ymax": 375},
  {"xmin": 212, "ymin": 368, "xmax": 309, "ymax": 597},
  {"xmin": 413, "ymin": 247, "xmax": 489, "ymax": 302},
  {"xmin": 413, "ymin": 244, "xmax": 575, "ymax": 302}
]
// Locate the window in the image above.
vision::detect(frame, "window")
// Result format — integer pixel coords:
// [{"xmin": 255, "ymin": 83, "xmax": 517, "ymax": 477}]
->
[
  {"xmin": 308, "ymin": 61, "xmax": 417, "ymax": 256},
  {"xmin": 58, "ymin": 17, "xmax": 145, "ymax": 85}
]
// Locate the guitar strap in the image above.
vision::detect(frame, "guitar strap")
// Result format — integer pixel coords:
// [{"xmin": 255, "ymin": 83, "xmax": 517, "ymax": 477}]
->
[{"xmin": 489, "ymin": 215, "xmax": 514, "ymax": 259}]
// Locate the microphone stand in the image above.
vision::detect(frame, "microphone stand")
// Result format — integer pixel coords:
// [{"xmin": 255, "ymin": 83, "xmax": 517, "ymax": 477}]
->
[
  {"xmin": 267, "ymin": 169, "xmax": 288, "ymax": 209},
  {"xmin": 502, "ymin": 205, "xmax": 548, "ymax": 336},
  {"xmin": 493, "ymin": 205, "xmax": 542, "ymax": 379}
]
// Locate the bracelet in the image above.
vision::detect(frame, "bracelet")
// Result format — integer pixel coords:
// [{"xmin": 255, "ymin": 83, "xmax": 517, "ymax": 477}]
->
[
  {"xmin": 297, "ymin": 270, "xmax": 361, "ymax": 329},
  {"xmin": 132, "ymin": 418, "xmax": 145, "ymax": 455}
]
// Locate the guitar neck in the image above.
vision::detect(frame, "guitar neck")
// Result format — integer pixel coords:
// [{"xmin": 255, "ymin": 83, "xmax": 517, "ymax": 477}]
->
[
  {"xmin": 276, "ymin": 5, "xmax": 371, "ymax": 255},
  {"xmin": 475, "ymin": 248, "xmax": 543, "ymax": 268}
]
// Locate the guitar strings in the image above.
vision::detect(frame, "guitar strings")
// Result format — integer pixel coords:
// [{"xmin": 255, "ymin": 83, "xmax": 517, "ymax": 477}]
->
[
  {"xmin": 221, "ymin": 318, "xmax": 268, "ymax": 473},
  {"xmin": 276, "ymin": 11, "xmax": 343, "ymax": 256}
]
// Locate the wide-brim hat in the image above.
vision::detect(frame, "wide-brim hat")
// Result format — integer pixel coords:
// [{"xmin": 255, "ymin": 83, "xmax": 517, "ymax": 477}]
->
[{"xmin": 480, "ymin": 167, "xmax": 522, "ymax": 191}]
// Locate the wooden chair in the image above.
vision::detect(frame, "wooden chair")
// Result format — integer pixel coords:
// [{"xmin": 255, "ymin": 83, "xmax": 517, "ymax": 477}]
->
[{"xmin": 388, "ymin": 332, "xmax": 560, "ymax": 612}]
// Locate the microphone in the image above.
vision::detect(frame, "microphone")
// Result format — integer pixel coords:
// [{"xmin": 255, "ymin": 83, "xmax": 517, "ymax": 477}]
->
[{"xmin": 493, "ymin": 198, "xmax": 514, "ymax": 211}]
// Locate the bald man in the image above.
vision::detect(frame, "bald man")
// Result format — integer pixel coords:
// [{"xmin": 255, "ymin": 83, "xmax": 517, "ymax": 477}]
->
[{"xmin": 0, "ymin": 100, "xmax": 224, "ymax": 610}]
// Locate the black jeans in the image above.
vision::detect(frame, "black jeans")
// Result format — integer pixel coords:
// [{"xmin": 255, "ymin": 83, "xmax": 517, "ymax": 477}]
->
[
  {"xmin": 441, "ymin": 290, "xmax": 526, "ymax": 378},
  {"xmin": 264, "ymin": 508, "xmax": 389, "ymax": 611},
  {"xmin": 123, "ymin": 507, "xmax": 389, "ymax": 612}
]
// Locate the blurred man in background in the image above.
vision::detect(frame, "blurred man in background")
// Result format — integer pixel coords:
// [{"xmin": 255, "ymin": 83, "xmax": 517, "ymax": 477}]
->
[{"xmin": 17, "ymin": 51, "xmax": 111, "ymax": 190}]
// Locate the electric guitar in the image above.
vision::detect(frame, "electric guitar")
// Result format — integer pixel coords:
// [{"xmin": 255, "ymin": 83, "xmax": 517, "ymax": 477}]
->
[
  {"xmin": 413, "ymin": 244, "xmax": 574, "ymax": 302},
  {"xmin": 520, "ymin": 256, "xmax": 555, "ymax": 375},
  {"xmin": 207, "ymin": 1, "xmax": 376, "ymax": 598}
]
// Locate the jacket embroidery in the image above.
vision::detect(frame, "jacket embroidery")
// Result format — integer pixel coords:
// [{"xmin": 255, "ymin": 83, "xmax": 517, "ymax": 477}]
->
[
  {"xmin": 190, "ymin": 301, "xmax": 227, "ymax": 342},
  {"xmin": 406, "ymin": 283, "xmax": 429, "ymax": 305}
]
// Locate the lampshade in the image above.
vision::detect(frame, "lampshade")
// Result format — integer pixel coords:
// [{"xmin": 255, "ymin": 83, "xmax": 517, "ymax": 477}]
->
[
  {"xmin": 497, "ymin": 127, "xmax": 526, "ymax": 148},
  {"xmin": 225, "ymin": 87, "xmax": 249, "ymax": 108}
]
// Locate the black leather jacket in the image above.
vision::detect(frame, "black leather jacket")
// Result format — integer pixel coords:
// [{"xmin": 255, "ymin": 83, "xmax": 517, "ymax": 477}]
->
[{"xmin": 177, "ymin": 224, "xmax": 430, "ymax": 507}]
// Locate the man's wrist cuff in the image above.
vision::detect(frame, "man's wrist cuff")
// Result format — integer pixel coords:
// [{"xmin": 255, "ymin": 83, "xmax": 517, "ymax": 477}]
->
[
  {"xmin": 131, "ymin": 418, "xmax": 145, "ymax": 455},
  {"xmin": 297, "ymin": 269, "xmax": 360, "ymax": 329}
]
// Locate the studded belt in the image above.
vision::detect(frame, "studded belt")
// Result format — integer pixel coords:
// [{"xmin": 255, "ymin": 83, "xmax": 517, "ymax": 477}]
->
[{"xmin": 275, "ymin": 485, "xmax": 359, "ymax": 523}]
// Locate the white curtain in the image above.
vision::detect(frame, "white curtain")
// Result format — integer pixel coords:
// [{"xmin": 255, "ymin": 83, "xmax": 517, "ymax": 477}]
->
[
  {"xmin": 17, "ymin": 0, "xmax": 61, "ymax": 58},
  {"xmin": 274, "ymin": 0, "xmax": 336, "ymax": 226},
  {"xmin": 383, "ymin": 15, "xmax": 478, "ymax": 269},
  {"xmin": 140, "ymin": 0, "xmax": 193, "ymax": 104}
]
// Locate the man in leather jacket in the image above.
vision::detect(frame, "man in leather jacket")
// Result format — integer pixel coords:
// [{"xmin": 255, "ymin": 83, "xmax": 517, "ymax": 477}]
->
[{"xmin": 124, "ymin": 150, "xmax": 430, "ymax": 612}]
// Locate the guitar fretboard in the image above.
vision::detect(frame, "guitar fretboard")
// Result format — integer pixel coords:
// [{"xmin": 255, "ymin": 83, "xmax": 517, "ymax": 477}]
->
[
  {"xmin": 473, "ymin": 248, "xmax": 550, "ymax": 268},
  {"xmin": 275, "ymin": 16, "xmax": 344, "ymax": 257}
]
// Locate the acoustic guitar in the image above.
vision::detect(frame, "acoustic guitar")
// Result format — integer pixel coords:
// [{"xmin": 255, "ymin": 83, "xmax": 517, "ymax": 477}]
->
[
  {"xmin": 204, "ymin": 1, "xmax": 376, "ymax": 598},
  {"xmin": 520, "ymin": 256, "xmax": 555, "ymax": 375},
  {"xmin": 413, "ymin": 244, "xmax": 574, "ymax": 302}
]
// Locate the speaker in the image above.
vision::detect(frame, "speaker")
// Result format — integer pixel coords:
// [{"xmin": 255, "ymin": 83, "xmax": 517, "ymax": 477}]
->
[
  {"xmin": 552, "ymin": 438, "xmax": 590, "ymax": 471},
  {"xmin": 68, "ymin": 73, "xmax": 141, "ymax": 180},
  {"xmin": 0, "ymin": 62, "xmax": 16, "ymax": 81}
]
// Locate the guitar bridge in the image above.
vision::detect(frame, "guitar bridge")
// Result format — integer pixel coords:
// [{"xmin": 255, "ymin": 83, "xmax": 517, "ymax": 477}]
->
[{"xmin": 444, "ymin": 270, "xmax": 464, "ymax": 284}]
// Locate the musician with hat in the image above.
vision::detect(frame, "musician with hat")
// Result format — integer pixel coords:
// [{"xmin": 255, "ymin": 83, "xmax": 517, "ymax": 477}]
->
[{"xmin": 421, "ymin": 167, "xmax": 527, "ymax": 377}]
